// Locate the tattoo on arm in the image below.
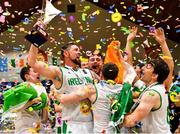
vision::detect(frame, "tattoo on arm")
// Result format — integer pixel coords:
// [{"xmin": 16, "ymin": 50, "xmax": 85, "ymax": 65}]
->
[{"xmin": 148, "ymin": 92, "xmax": 155, "ymax": 96}]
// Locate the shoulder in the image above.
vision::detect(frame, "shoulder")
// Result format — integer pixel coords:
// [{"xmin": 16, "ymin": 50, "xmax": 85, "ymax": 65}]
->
[
  {"xmin": 141, "ymin": 90, "xmax": 160, "ymax": 103},
  {"xmin": 149, "ymin": 84, "xmax": 166, "ymax": 95}
]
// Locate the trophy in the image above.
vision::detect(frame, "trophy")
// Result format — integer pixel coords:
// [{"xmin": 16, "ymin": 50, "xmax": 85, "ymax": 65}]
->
[{"xmin": 25, "ymin": 0, "xmax": 61, "ymax": 47}]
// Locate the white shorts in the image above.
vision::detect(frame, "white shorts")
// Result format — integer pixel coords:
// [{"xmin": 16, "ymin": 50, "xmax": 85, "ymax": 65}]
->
[{"xmin": 60, "ymin": 120, "xmax": 93, "ymax": 134}]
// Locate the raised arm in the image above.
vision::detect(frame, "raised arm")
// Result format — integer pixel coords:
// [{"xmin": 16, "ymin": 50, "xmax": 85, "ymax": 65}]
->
[
  {"xmin": 149, "ymin": 28, "xmax": 174, "ymax": 91},
  {"xmin": 28, "ymin": 45, "xmax": 62, "ymax": 88},
  {"xmin": 124, "ymin": 26, "xmax": 138, "ymax": 65}
]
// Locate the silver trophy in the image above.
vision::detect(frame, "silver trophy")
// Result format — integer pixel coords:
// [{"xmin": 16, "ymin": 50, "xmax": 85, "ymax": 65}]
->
[{"xmin": 25, "ymin": 0, "xmax": 61, "ymax": 47}]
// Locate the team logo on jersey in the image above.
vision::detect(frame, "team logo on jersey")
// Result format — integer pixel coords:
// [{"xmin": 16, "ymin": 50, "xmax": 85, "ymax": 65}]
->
[
  {"xmin": 68, "ymin": 77, "xmax": 93, "ymax": 86},
  {"xmin": 80, "ymin": 99, "xmax": 91, "ymax": 115}
]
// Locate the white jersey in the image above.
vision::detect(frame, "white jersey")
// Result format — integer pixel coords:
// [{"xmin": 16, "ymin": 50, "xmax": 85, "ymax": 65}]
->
[
  {"xmin": 92, "ymin": 81, "xmax": 122, "ymax": 133},
  {"xmin": 140, "ymin": 83, "xmax": 171, "ymax": 133},
  {"xmin": 57, "ymin": 65, "xmax": 94, "ymax": 133},
  {"xmin": 15, "ymin": 82, "xmax": 47, "ymax": 133}
]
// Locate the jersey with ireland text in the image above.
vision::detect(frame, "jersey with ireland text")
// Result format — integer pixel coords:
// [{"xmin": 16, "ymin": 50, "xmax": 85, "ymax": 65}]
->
[{"xmin": 57, "ymin": 65, "xmax": 93, "ymax": 122}]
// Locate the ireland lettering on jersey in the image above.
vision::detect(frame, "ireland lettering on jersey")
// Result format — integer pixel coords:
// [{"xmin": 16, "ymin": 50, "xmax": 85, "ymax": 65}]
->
[{"xmin": 68, "ymin": 76, "xmax": 92, "ymax": 86}]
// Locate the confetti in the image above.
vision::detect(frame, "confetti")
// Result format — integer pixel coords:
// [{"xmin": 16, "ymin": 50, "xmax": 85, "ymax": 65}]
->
[{"xmin": 111, "ymin": 9, "xmax": 122, "ymax": 23}]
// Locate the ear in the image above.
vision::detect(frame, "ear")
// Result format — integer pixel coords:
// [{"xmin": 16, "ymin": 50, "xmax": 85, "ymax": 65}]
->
[
  {"xmin": 152, "ymin": 73, "xmax": 158, "ymax": 81},
  {"xmin": 25, "ymin": 74, "xmax": 29, "ymax": 81},
  {"xmin": 63, "ymin": 50, "xmax": 69, "ymax": 57}
]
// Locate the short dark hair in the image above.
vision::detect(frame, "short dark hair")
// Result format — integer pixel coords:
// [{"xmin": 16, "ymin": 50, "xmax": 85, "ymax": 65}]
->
[
  {"xmin": 88, "ymin": 50, "xmax": 104, "ymax": 62},
  {"xmin": 102, "ymin": 62, "xmax": 119, "ymax": 80},
  {"xmin": 61, "ymin": 42, "xmax": 75, "ymax": 58},
  {"xmin": 149, "ymin": 58, "xmax": 170, "ymax": 84},
  {"xmin": 20, "ymin": 65, "xmax": 31, "ymax": 81},
  {"xmin": 136, "ymin": 62, "xmax": 145, "ymax": 69}
]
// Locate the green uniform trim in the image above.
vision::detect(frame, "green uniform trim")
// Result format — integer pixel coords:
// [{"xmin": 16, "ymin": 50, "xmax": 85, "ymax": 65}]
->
[
  {"xmin": 150, "ymin": 89, "xmax": 162, "ymax": 111},
  {"xmin": 92, "ymin": 84, "xmax": 98, "ymax": 104},
  {"xmin": 57, "ymin": 126, "xmax": 61, "ymax": 134},
  {"xmin": 62, "ymin": 121, "xmax": 67, "ymax": 134}
]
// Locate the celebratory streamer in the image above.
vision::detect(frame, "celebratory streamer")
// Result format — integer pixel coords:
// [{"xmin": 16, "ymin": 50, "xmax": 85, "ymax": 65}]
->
[{"xmin": 104, "ymin": 41, "xmax": 124, "ymax": 84}]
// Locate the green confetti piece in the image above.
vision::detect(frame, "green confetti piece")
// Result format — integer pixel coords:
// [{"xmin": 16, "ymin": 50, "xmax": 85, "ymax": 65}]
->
[
  {"xmin": 120, "ymin": 27, "xmax": 130, "ymax": 35},
  {"xmin": 130, "ymin": 42, "xmax": 135, "ymax": 48},
  {"xmin": 7, "ymin": 28, "xmax": 14, "ymax": 32},
  {"xmin": 156, "ymin": 8, "xmax": 160, "ymax": 14}
]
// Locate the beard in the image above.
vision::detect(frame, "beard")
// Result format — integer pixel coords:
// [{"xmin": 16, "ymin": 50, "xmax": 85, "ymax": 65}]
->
[
  {"xmin": 72, "ymin": 58, "xmax": 81, "ymax": 67},
  {"xmin": 91, "ymin": 65, "xmax": 101, "ymax": 75}
]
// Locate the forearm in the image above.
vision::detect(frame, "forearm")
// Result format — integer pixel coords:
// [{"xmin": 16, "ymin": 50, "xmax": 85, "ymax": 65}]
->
[
  {"xmin": 160, "ymin": 41, "xmax": 174, "ymax": 91},
  {"xmin": 160, "ymin": 41, "xmax": 172, "ymax": 57},
  {"xmin": 57, "ymin": 92, "xmax": 87, "ymax": 104},
  {"xmin": 125, "ymin": 41, "xmax": 133, "ymax": 65},
  {"xmin": 160, "ymin": 41, "xmax": 174, "ymax": 68},
  {"xmin": 56, "ymin": 87, "xmax": 92, "ymax": 104},
  {"xmin": 41, "ymin": 107, "xmax": 48, "ymax": 124},
  {"xmin": 28, "ymin": 44, "xmax": 39, "ymax": 67},
  {"xmin": 124, "ymin": 108, "xmax": 147, "ymax": 127}
]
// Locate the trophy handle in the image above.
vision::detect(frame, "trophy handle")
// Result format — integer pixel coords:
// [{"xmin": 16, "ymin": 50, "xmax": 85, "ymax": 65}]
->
[
  {"xmin": 43, "ymin": 0, "xmax": 61, "ymax": 25},
  {"xmin": 25, "ymin": 0, "xmax": 61, "ymax": 47}
]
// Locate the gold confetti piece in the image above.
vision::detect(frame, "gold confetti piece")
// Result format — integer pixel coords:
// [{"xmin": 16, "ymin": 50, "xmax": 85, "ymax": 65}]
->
[
  {"xmin": 76, "ymin": 40, "xmax": 80, "ymax": 43},
  {"xmin": 139, "ymin": 32, "xmax": 144, "ymax": 37},
  {"xmin": 130, "ymin": 16, "xmax": 135, "ymax": 22},
  {"xmin": 176, "ymin": 18, "xmax": 180, "ymax": 21},
  {"xmin": 80, "ymin": 57, "xmax": 88, "ymax": 62},
  {"xmin": 60, "ymin": 32, "xmax": 65, "ymax": 35},
  {"xmin": 18, "ymin": 11, "xmax": 22, "ymax": 15},
  {"xmin": 147, "ymin": 15, "xmax": 152, "ymax": 18},
  {"xmin": 84, "ymin": 6, "xmax": 90, "ymax": 12},
  {"xmin": 0, "ymin": 42, "xmax": 4, "ymax": 44},
  {"xmin": 123, "ymin": 6, "xmax": 127, "ymax": 9},
  {"xmin": 159, "ymin": 6, "xmax": 164, "ymax": 10},
  {"xmin": 96, "ymin": 44, "xmax": 101, "ymax": 49}
]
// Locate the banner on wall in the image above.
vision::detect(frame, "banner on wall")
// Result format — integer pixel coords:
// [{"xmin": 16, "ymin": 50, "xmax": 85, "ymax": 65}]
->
[
  {"xmin": 52, "ymin": 57, "xmax": 57, "ymax": 66},
  {"xmin": 19, "ymin": 59, "xmax": 25, "ymax": 67},
  {"xmin": 10, "ymin": 59, "xmax": 16, "ymax": 68},
  {"xmin": 0, "ymin": 57, "xmax": 8, "ymax": 72}
]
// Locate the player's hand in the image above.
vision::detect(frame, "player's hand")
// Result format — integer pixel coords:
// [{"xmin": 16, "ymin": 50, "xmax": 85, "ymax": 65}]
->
[{"xmin": 32, "ymin": 97, "xmax": 42, "ymax": 104}]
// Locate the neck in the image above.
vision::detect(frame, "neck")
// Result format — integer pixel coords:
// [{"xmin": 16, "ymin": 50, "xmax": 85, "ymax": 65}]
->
[
  {"xmin": 147, "ymin": 80, "xmax": 158, "ymax": 87},
  {"xmin": 65, "ymin": 60, "xmax": 77, "ymax": 69},
  {"xmin": 27, "ymin": 80, "xmax": 41, "ymax": 85}
]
